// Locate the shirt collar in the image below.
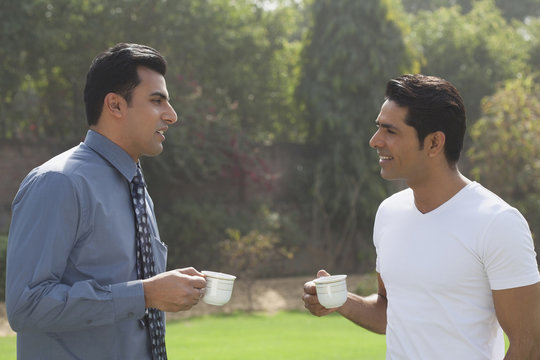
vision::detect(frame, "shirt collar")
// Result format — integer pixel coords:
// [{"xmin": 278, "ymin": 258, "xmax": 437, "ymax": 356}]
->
[{"xmin": 84, "ymin": 130, "xmax": 138, "ymax": 181}]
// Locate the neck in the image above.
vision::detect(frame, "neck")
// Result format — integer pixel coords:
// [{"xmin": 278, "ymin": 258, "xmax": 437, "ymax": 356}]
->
[{"xmin": 410, "ymin": 166, "xmax": 470, "ymax": 214}]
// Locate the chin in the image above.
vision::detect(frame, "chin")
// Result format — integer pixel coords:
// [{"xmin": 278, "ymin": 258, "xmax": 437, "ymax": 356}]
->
[
  {"xmin": 144, "ymin": 147, "xmax": 164, "ymax": 158},
  {"xmin": 380, "ymin": 171, "xmax": 401, "ymax": 181}
]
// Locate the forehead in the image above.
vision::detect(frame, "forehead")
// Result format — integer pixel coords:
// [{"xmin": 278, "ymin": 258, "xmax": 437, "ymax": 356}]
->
[
  {"xmin": 377, "ymin": 100, "xmax": 409, "ymax": 126},
  {"xmin": 135, "ymin": 66, "xmax": 168, "ymax": 93}
]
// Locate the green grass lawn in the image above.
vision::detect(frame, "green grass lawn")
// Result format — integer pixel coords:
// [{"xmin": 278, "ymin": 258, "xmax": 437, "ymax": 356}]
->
[
  {"xmin": 0, "ymin": 311, "xmax": 511, "ymax": 359},
  {"xmin": 167, "ymin": 311, "xmax": 386, "ymax": 359},
  {"xmin": 0, "ymin": 311, "xmax": 386, "ymax": 360}
]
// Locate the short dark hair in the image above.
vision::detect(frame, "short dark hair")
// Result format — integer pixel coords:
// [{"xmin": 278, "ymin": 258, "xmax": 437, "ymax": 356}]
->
[
  {"xmin": 84, "ymin": 43, "xmax": 167, "ymax": 126},
  {"xmin": 385, "ymin": 74, "xmax": 466, "ymax": 165}
]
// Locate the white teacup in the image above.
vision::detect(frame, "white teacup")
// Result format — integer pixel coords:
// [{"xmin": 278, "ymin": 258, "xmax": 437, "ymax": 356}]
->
[
  {"xmin": 202, "ymin": 270, "xmax": 237, "ymax": 306},
  {"xmin": 313, "ymin": 274, "xmax": 348, "ymax": 309}
]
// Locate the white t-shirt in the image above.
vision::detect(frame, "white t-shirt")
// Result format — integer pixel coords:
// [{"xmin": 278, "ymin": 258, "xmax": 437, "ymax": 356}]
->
[{"xmin": 374, "ymin": 182, "xmax": 540, "ymax": 360}]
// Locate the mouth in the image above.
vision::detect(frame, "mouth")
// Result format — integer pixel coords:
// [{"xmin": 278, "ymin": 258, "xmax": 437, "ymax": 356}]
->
[
  {"xmin": 155, "ymin": 128, "xmax": 167, "ymax": 141},
  {"xmin": 378, "ymin": 154, "xmax": 393, "ymax": 161}
]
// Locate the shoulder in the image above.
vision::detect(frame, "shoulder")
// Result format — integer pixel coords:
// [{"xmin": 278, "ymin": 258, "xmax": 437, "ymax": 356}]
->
[
  {"xmin": 459, "ymin": 182, "xmax": 525, "ymax": 223},
  {"xmin": 15, "ymin": 144, "xmax": 105, "ymax": 199},
  {"xmin": 378, "ymin": 187, "xmax": 414, "ymax": 213}
]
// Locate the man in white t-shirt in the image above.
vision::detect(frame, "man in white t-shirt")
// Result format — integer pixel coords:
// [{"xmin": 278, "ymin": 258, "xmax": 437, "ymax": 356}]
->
[{"xmin": 302, "ymin": 74, "xmax": 540, "ymax": 359}]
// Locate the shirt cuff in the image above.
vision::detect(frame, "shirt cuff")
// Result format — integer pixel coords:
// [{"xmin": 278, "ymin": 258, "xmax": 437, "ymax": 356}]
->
[{"xmin": 111, "ymin": 280, "xmax": 146, "ymax": 322}]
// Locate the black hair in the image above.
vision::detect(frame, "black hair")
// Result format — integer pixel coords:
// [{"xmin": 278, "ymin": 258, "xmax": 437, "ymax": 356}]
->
[
  {"xmin": 385, "ymin": 74, "xmax": 466, "ymax": 164},
  {"xmin": 84, "ymin": 43, "xmax": 167, "ymax": 126}
]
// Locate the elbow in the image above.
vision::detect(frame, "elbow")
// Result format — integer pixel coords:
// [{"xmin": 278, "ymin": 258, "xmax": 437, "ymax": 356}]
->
[
  {"xmin": 6, "ymin": 292, "xmax": 41, "ymax": 332},
  {"xmin": 370, "ymin": 320, "xmax": 387, "ymax": 335},
  {"xmin": 6, "ymin": 303, "xmax": 25, "ymax": 332}
]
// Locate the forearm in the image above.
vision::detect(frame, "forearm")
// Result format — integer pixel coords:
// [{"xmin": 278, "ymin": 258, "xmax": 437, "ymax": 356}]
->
[
  {"xmin": 7, "ymin": 279, "xmax": 145, "ymax": 332},
  {"xmin": 338, "ymin": 292, "xmax": 387, "ymax": 334}
]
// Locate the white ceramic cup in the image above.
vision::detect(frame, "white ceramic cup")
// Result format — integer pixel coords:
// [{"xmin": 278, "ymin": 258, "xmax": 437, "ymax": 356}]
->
[
  {"xmin": 313, "ymin": 274, "xmax": 348, "ymax": 309},
  {"xmin": 201, "ymin": 270, "xmax": 237, "ymax": 306}
]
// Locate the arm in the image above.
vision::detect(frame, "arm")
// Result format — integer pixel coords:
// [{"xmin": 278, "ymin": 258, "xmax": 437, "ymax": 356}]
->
[
  {"xmin": 6, "ymin": 172, "xmax": 143, "ymax": 332},
  {"xmin": 493, "ymin": 282, "xmax": 540, "ymax": 360},
  {"xmin": 302, "ymin": 270, "xmax": 387, "ymax": 334}
]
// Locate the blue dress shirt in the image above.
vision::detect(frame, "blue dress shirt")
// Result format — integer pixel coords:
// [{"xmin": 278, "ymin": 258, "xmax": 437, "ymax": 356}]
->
[{"xmin": 6, "ymin": 130, "xmax": 168, "ymax": 359}]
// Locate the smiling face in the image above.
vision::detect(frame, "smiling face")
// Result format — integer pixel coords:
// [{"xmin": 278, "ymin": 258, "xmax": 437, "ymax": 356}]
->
[
  {"xmin": 121, "ymin": 66, "xmax": 178, "ymax": 162},
  {"xmin": 369, "ymin": 100, "xmax": 430, "ymax": 186}
]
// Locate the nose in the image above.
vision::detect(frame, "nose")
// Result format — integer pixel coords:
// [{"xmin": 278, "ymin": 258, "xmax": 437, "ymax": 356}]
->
[
  {"xmin": 163, "ymin": 102, "xmax": 178, "ymax": 125},
  {"xmin": 369, "ymin": 130, "xmax": 381, "ymax": 149}
]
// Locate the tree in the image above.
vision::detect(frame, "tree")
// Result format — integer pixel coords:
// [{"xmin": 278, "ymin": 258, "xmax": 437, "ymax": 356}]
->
[
  {"xmin": 467, "ymin": 73, "xmax": 540, "ymax": 255},
  {"xmin": 0, "ymin": 0, "xmax": 41, "ymax": 139},
  {"xmin": 138, "ymin": 0, "xmax": 307, "ymax": 269},
  {"xmin": 0, "ymin": 0, "xmax": 306, "ymax": 272},
  {"xmin": 521, "ymin": 17, "xmax": 540, "ymax": 73},
  {"xmin": 401, "ymin": 0, "xmax": 540, "ymax": 20},
  {"xmin": 411, "ymin": 0, "xmax": 530, "ymax": 123},
  {"xmin": 295, "ymin": 0, "xmax": 420, "ymax": 271}
]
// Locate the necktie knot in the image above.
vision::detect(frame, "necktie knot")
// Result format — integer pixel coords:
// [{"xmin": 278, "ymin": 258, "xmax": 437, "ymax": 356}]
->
[{"xmin": 132, "ymin": 166, "xmax": 145, "ymax": 186}]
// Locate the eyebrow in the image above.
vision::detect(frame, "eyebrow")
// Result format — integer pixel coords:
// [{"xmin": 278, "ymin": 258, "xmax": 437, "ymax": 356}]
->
[
  {"xmin": 375, "ymin": 120, "xmax": 398, "ymax": 131},
  {"xmin": 150, "ymin": 91, "xmax": 170, "ymax": 101}
]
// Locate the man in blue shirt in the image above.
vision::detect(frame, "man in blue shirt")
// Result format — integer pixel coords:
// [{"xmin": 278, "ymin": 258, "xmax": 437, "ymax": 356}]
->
[{"xmin": 6, "ymin": 43, "xmax": 207, "ymax": 359}]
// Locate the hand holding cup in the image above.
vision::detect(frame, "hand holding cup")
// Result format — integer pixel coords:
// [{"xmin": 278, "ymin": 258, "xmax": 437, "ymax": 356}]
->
[
  {"xmin": 313, "ymin": 274, "xmax": 348, "ymax": 309},
  {"xmin": 303, "ymin": 270, "xmax": 348, "ymax": 316}
]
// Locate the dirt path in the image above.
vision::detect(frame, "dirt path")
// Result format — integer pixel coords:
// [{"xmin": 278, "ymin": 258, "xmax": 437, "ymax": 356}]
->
[{"xmin": 0, "ymin": 274, "xmax": 374, "ymax": 336}]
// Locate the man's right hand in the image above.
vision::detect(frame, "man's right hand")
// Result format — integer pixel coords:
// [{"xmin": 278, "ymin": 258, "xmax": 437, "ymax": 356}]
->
[
  {"xmin": 302, "ymin": 269, "xmax": 342, "ymax": 317},
  {"xmin": 142, "ymin": 267, "xmax": 207, "ymax": 312}
]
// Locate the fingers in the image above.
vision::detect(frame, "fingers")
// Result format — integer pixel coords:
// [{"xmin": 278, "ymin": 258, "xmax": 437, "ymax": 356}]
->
[
  {"xmin": 303, "ymin": 280, "xmax": 316, "ymax": 295},
  {"xmin": 192, "ymin": 276, "xmax": 207, "ymax": 289},
  {"xmin": 177, "ymin": 267, "xmax": 205, "ymax": 277},
  {"xmin": 317, "ymin": 269, "xmax": 330, "ymax": 278},
  {"xmin": 174, "ymin": 268, "xmax": 206, "ymax": 289},
  {"xmin": 302, "ymin": 292, "xmax": 328, "ymax": 317},
  {"xmin": 302, "ymin": 270, "xmax": 333, "ymax": 317}
]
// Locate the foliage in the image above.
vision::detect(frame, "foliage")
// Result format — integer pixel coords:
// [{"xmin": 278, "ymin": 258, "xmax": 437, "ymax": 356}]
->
[
  {"xmin": 401, "ymin": 0, "xmax": 540, "ymax": 20},
  {"xmin": 467, "ymin": 73, "xmax": 540, "ymax": 252},
  {"xmin": 294, "ymin": 0, "xmax": 420, "ymax": 271},
  {"xmin": 2, "ymin": 0, "xmax": 540, "ymax": 276},
  {"xmin": 133, "ymin": 1, "xmax": 308, "ymax": 273},
  {"xmin": 520, "ymin": 17, "xmax": 540, "ymax": 73},
  {"xmin": 410, "ymin": 0, "xmax": 530, "ymax": 122},
  {"xmin": 0, "ymin": 0, "xmax": 306, "ymax": 272},
  {"xmin": 219, "ymin": 224, "xmax": 294, "ymax": 310}
]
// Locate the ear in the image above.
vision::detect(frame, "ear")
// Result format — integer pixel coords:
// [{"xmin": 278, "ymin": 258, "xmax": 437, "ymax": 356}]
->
[
  {"xmin": 425, "ymin": 131, "xmax": 446, "ymax": 158},
  {"xmin": 103, "ymin": 93, "xmax": 126, "ymax": 119}
]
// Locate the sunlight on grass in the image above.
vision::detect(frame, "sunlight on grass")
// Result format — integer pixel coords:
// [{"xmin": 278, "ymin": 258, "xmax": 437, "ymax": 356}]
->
[
  {"xmin": 0, "ymin": 311, "xmax": 511, "ymax": 360},
  {"xmin": 166, "ymin": 311, "xmax": 386, "ymax": 360},
  {"xmin": 0, "ymin": 311, "xmax": 385, "ymax": 360},
  {"xmin": 0, "ymin": 334, "xmax": 16, "ymax": 360}
]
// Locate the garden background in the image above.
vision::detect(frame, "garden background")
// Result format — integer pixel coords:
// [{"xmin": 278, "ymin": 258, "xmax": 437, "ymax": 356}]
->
[{"xmin": 0, "ymin": 0, "xmax": 539, "ymax": 329}]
